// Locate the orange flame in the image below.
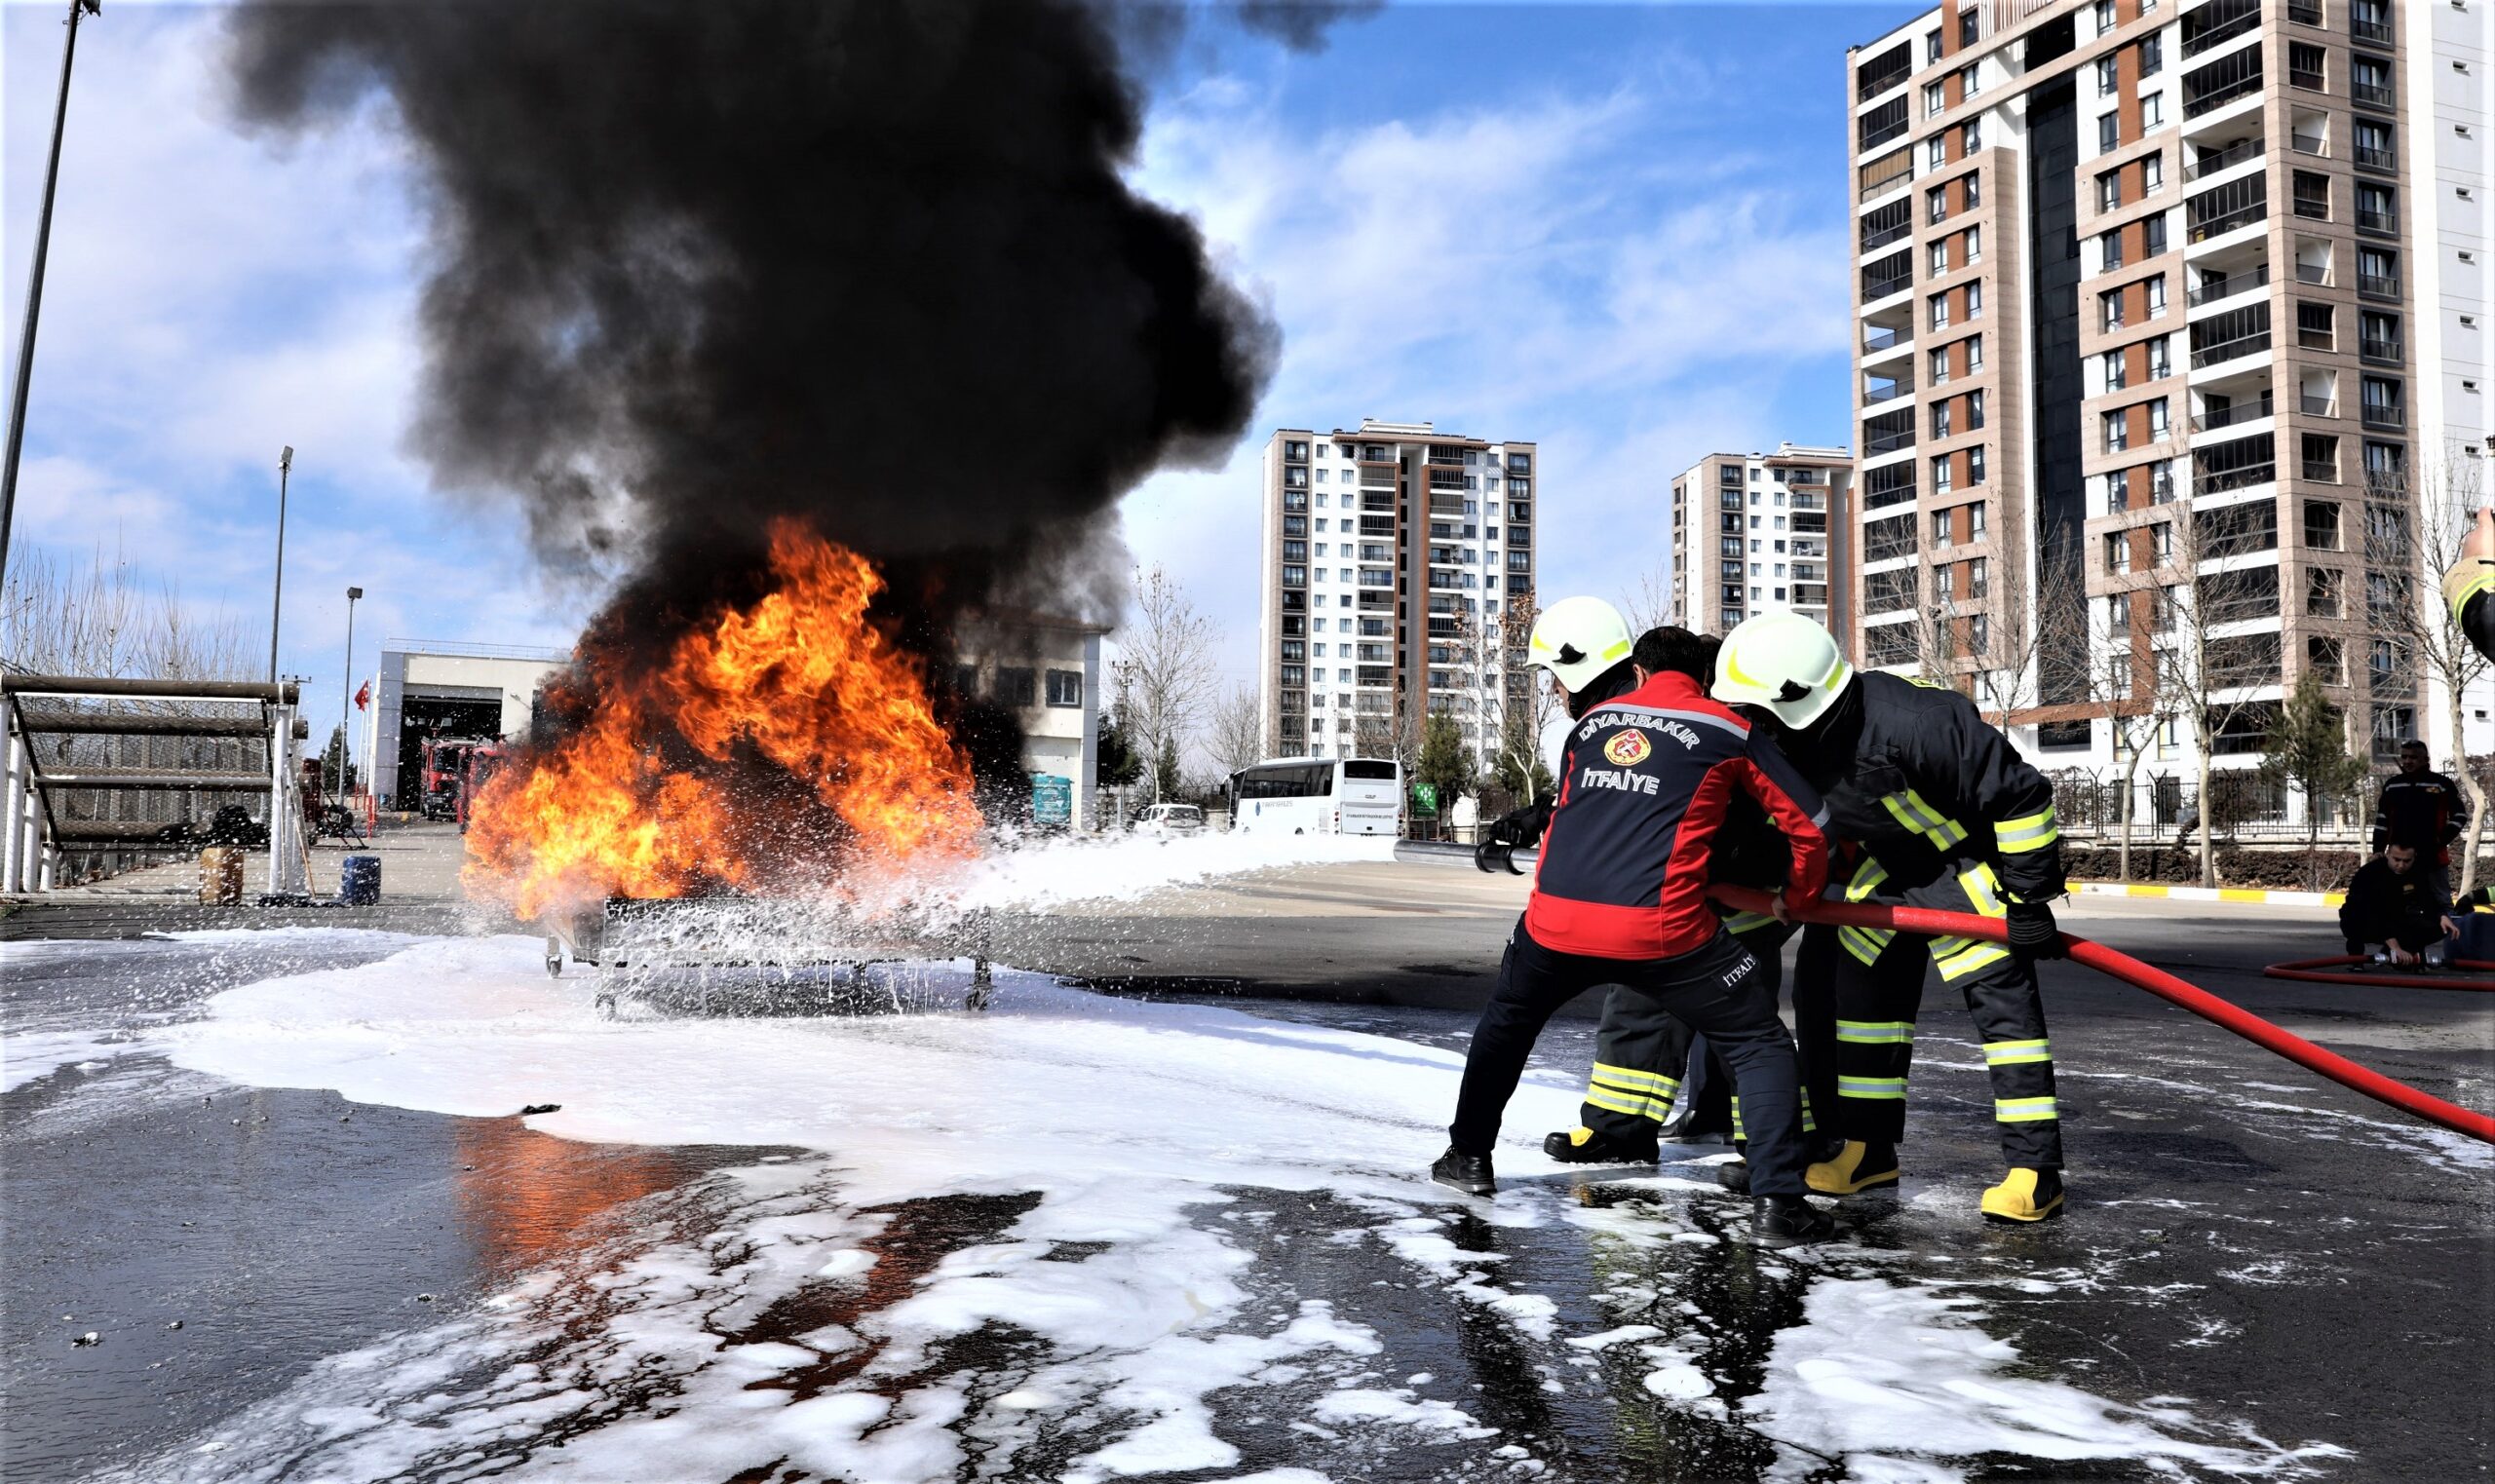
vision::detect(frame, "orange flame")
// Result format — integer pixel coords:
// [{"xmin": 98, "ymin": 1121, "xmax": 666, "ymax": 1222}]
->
[{"xmin": 463, "ymin": 521, "xmax": 983, "ymax": 918}]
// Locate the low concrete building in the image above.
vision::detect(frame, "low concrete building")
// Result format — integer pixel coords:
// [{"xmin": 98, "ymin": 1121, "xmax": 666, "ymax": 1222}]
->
[
  {"xmin": 954, "ymin": 611, "xmax": 1108, "ymax": 829},
  {"xmin": 363, "ymin": 640, "xmax": 569, "ymax": 810}
]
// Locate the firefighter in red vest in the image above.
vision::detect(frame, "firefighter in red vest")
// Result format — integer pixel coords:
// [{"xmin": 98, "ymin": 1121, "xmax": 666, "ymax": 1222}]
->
[{"xmin": 1435, "ymin": 597, "xmax": 1836, "ymax": 1249}]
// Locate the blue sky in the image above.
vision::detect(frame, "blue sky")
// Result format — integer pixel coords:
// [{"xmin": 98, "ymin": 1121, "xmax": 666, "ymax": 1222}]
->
[{"xmin": 3, "ymin": 1, "xmax": 1918, "ymax": 752}]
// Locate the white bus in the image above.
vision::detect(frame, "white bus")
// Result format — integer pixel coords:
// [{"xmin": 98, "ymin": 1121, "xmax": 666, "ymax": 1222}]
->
[{"xmin": 1228, "ymin": 756, "xmax": 1402, "ymax": 836}]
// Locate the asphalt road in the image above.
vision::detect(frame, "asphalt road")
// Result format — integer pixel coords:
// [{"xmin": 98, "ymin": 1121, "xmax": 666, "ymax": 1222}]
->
[{"xmin": 6, "ymin": 858, "xmax": 2490, "ymax": 1481}]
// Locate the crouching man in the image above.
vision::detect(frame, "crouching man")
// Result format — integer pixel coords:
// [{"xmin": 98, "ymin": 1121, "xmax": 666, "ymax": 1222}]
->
[
  {"xmin": 1432, "ymin": 595, "xmax": 1837, "ymax": 1248},
  {"xmin": 2341, "ymin": 839, "xmax": 2458, "ymax": 968}
]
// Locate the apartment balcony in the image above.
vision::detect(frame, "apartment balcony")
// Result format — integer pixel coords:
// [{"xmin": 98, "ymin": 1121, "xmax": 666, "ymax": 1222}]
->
[
  {"xmin": 1862, "ymin": 322, "xmax": 1913, "ymax": 355},
  {"xmin": 2356, "ymin": 205, "xmax": 2399, "ymax": 238},
  {"xmin": 2185, "ymin": 136, "xmax": 2263, "ymax": 181},
  {"xmin": 2188, "ymin": 204, "xmax": 2266, "ymax": 245},
  {"xmin": 1864, "ymin": 373, "xmax": 1915, "ymax": 405},
  {"xmin": 2183, "ymin": 1, "xmax": 2261, "ymax": 58},
  {"xmin": 2188, "ymin": 262, "xmax": 2270, "ymax": 307},
  {"xmin": 2191, "ymin": 329, "xmax": 2273, "ymax": 370},
  {"xmin": 1862, "ymin": 269, "xmax": 1913, "ymax": 304},
  {"xmin": 2359, "ymin": 272, "xmax": 2402, "ymax": 301},
  {"xmin": 2301, "ymin": 392, "xmax": 2338, "ymax": 417},
  {"xmin": 1864, "ymin": 429, "xmax": 1915, "ymax": 455},
  {"xmin": 2287, "ymin": 64, "xmax": 2324, "ymax": 92},
  {"xmin": 2361, "ymin": 401, "xmax": 2406, "ymax": 431},
  {"xmin": 1788, "ymin": 492, "xmax": 1828, "ymax": 512},
  {"xmin": 2185, "ymin": 70, "xmax": 2263, "ymax": 118},
  {"xmin": 2351, "ymin": 12, "xmax": 2393, "ymax": 45},
  {"xmin": 2295, "ymin": 260, "xmax": 2332, "ymax": 286},
  {"xmin": 2355, "ymin": 142, "xmax": 2397, "ymax": 174},
  {"xmin": 2196, "ymin": 459, "xmax": 2278, "ymax": 494},
  {"xmin": 1861, "ymin": 216, "xmax": 1911, "ymax": 254},
  {"xmin": 2361, "ymin": 336, "xmax": 2403, "ymax": 366},
  {"xmin": 1857, "ymin": 59, "xmax": 1910, "ymax": 101},
  {"xmin": 1859, "ymin": 147, "xmax": 1912, "ymax": 204},
  {"xmin": 2290, "ymin": 129, "xmax": 2328, "ymax": 158},
  {"xmin": 2192, "ymin": 392, "xmax": 2274, "ymax": 433},
  {"xmin": 2286, "ymin": 0, "xmax": 2321, "ymax": 21},
  {"xmin": 2351, "ymin": 80, "xmax": 2395, "ymax": 114}
]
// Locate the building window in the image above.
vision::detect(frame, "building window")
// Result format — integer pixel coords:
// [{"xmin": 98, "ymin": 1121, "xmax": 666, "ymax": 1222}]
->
[
  {"xmin": 1966, "ymin": 333, "xmax": 1984, "ymax": 370},
  {"xmin": 1970, "ymin": 501, "xmax": 1987, "ymax": 536},
  {"xmin": 2098, "ymin": 169, "xmax": 2124, "ymax": 211},
  {"xmin": 1968, "ymin": 444, "xmax": 1988, "ymax": 484},
  {"xmin": 2140, "ymin": 33, "xmax": 2164, "ymax": 76},
  {"xmin": 1968, "ymin": 388, "xmax": 1986, "ymax": 430},
  {"xmin": 1926, "ymin": 27, "xmax": 1943, "ymax": 64},
  {"xmin": 2292, "ymin": 170, "xmax": 2331, "ymax": 219},
  {"xmin": 2102, "ymin": 348, "xmax": 2129, "ymax": 391},
  {"xmin": 2099, "ymin": 111, "xmax": 2122, "ymax": 152},
  {"xmin": 1933, "ymin": 453, "xmax": 1954, "ymax": 493},
  {"xmin": 1961, "ymin": 118, "xmax": 1981, "ymax": 153},
  {"xmin": 1933, "ymin": 509, "xmax": 1954, "ymax": 546},
  {"xmin": 2148, "ymin": 335, "xmax": 2171, "ymax": 378},
  {"xmin": 1966, "ymin": 280, "xmax": 1981, "ymax": 317},
  {"xmin": 2143, "ymin": 213, "xmax": 2167, "ymax": 255},
  {"xmin": 1965, "ymin": 225, "xmax": 1981, "ymax": 262},
  {"xmin": 2100, "ymin": 226, "xmax": 2126, "ymax": 271},
  {"xmin": 2146, "ymin": 273, "xmax": 2169, "ymax": 316},
  {"xmin": 1930, "ymin": 346, "xmax": 1951, "ymax": 384},
  {"xmin": 1928, "ymin": 135, "xmax": 1946, "ymax": 170},
  {"xmin": 2104, "ymin": 409, "xmax": 2131, "ymax": 452},
  {"xmin": 1930, "ymin": 291, "xmax": 1952, "ymax": 329},
  {"xmin": 2141, "ymin": 92, "xmax": 2165, "ymax": 130},
  {"xmin": 1930, "ymin": 239, "xmax": 1949, "ymax": 276},
  {"xmin": 2101, "ymin": 288, "xmax": 2127, "ymax": 329},
  {"xmin": 2094, "ymin": 0, "xmax": 2117, "ymax": 35},
  {"xmin": 1927, "ymin": 184, "xmax": 1949, "ymax": 225},
  {"xmin": 1924, "ymin": 80, "xmax": 1946, "ymax": 117},
  {"xmin": 2141, "ymin": 153, "xmax": 2163, "ymax": 192}
]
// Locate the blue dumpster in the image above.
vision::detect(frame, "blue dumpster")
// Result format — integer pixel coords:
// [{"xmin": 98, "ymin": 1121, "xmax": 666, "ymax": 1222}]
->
[{"xmin": 340, "ymin": 855, "xmax": 382, "ymax": 906}]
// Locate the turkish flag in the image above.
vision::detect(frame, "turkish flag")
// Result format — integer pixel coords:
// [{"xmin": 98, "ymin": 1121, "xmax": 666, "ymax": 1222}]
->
[{"xmin": 354, "ymin": 680, "xmax": 371, "ymax": 711}]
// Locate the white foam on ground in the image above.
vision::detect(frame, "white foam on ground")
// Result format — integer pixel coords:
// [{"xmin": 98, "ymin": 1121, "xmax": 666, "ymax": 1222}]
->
[
  {"xmin": 935, "ymin": 828, "xmax": 1399, "ymax": 913},
  {"xmin": 133, "ymin": 933, "xmax": 1569, "ymax": 1481},
  {"xmin": 2, "ymin": 1027, "xmax": 149, "ymax": 1092},
  {"xmin": 1742, "ymin": 1277, "xmax": 2351, "ymax": 1479},
  {"xmin": 127, "ymin": 932, "xmax": 2354, "ymax": 1481}
]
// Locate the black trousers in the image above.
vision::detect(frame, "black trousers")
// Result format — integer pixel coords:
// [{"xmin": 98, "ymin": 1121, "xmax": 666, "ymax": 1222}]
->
[
  {"xmin": 1451, "ymin": 918, "xmax": 1812, "ymax": 1199},
  {"xmin": 1582, "ymin": 914, "xmax": 1800, "ymax": 1143},
  {"xmin": 1791, "ymin": 858, "xmax": 2063, "ymax": 1169}
]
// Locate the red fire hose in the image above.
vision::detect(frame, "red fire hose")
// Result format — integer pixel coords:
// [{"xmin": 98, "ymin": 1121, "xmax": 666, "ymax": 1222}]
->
[
  {"xmin": 1708, "ymin": 886, "xmax": 2495, "ymax": 1146},
  {"xmin": 2262, "ymin": 955, "xmax": 2495, "ymax": 992}
]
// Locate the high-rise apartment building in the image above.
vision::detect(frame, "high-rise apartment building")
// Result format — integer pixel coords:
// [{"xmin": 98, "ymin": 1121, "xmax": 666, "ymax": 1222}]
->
[
  {"xmin": 1255, "ymin": 422, "xmax": 1537, "ymax": 766},
  {"xmin": 1844, "ymin": 0, "xmax": 2484, "ymax": 774},
  {"xmin": 1667, "ymin": 444, "xmax": 1856, "ymax": 639}
]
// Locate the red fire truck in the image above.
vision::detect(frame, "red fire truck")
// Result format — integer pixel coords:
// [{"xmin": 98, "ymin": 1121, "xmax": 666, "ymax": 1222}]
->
[
  {"xmin": 418, "ymin": 737, "xmax": 491, "ymax": 820},
  {"xmin": 456, "ymin": 743, "xmax": 509, "ymax": 832}
]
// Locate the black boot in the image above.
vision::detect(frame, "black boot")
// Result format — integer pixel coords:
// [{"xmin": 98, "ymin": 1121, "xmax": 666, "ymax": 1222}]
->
[
  {"xmin": 1750, "ymin": 1195, "xmax": 1836, "ymax": 1248},
  {"xmin": 1432, "ymin": 1145, "xmax": 1496, "ymax": 1198},
  {"xmin": 1714, "ymin": 1159, "xmax": 1750, "ymax": 1195},
  {"xmin": 1543, "ymin": 1125, "xmax": 1659, "ymax": 1165}
]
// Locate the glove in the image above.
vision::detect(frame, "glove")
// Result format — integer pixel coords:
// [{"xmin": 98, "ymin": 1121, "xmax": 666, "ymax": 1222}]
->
[
  {"xmin": 2004, "ymin": 899, "xmax": 2066, "ymax": 960},
  {"xmin": 1474, "ymin": 802, "xmax": 1550, "ymax": 875}
]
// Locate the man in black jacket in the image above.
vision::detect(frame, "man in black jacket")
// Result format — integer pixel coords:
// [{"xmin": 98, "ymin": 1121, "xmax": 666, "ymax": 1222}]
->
[
  {"xmin": 2340, "ymin": 840, "xmax": 2456, "ymax": 967},
  {"xmin": 2373, "ymin": 740, "xmax": 2464, "ymax": 894}
]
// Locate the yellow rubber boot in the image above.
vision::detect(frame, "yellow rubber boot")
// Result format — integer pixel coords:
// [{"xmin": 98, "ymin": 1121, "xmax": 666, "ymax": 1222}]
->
[
  {"xmin": 1805, "ymin": 1139, "xmax": 1900, "ymax": 1195},
  {"xmin": 1980, "ymin": 1167, "xmax": 2065, "ymax": 1223}
]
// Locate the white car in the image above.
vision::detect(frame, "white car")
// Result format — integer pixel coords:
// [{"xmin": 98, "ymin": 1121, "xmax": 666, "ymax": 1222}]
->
[{"xmin": 1133, "ymin": 804, "xmax": 1205, "ymax": 837}]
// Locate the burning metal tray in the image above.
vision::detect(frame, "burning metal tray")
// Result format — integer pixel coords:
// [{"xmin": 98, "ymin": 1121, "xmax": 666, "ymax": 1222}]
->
[{"xmin": 545, "ymin": 895, "xmax": 993, "ymax": 1017}]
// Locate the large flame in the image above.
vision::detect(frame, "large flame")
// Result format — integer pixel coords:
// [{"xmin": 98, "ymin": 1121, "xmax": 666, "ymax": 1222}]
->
[{"xmin": 464, "ymin": 521, "xmax": 983, "ymax": 918}]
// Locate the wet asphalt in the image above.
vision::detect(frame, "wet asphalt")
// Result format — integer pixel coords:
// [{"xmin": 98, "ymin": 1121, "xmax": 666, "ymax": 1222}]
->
[{"xmin": 4, "ymin": 897, "xmax": 2491, "ymax": 1482}]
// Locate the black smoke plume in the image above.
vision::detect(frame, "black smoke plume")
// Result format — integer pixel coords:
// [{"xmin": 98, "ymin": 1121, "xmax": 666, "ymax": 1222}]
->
[{"xmin": 224, "ymin": 0, "xmax": 1290, "ymax": 645}]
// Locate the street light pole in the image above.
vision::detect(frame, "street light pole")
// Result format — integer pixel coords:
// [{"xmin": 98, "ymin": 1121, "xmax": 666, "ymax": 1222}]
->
[
  {"xmin": 0, "ymin": 0, "xmax": 103, "ymax": 606},
  {"xmin": 338, "ymin": 585, "xmax": 362, "ymax": 805},
  {"xmin": 269, "ymin": 445, "xmax": 291, "ymax": 682}
]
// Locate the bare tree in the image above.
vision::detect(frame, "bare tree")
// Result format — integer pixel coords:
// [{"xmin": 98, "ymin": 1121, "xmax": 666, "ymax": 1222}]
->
[
  {"xmin": 1, "ymin": 540, "xmax": 250, "ymax": 679},
  {"xmin": 2151, "ymin": 498, "xmax": 2277, "ymax": 889},
  {"xmin": 1487, "ymin": 603, "xmax": 1561, "ymax": 807},
  {"xmin": 1109, "ymin": 565, "xmax": 1214, "ymax": 805},
  {"xmin": 2077, "ymin": 585, "xmax": 2179, "ymax": 882},
  {"xmin": 2364, "ymin": 450, "xmax": 2491, "ymax": 890},
  {"xmin": 1619, "ymin": 556, "xmax": 1676, "ymax": 637},
  {"xmin": 1205, "ymin": 683, "xmax": 1266, "ymax": 780}
]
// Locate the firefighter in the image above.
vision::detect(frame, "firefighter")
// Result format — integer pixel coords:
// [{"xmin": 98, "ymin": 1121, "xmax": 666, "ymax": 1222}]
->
[
  {"xmin": 1434, "ymin": 597, "xmax": 1837, "ymax": 1249},
  {"xmin": 2446, "ymin": 508, "xmax": 2495, "ymax": 664},
  {"xmin": 1710, "ymin": 611, "xmax": 2071, "ymax": 1224},
  {"xmin": 1535, "ymin": 628, "xmax": 1811, "ymax": 1164},
  {"xmin": 2340, "ymin": 838, "xmax": 2458, "ymax": 967}
]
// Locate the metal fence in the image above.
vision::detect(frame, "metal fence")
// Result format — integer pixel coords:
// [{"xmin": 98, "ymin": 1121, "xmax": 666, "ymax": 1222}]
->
[{"xmin": 2046, "ymin": 767, "xmax": 2441, "ymax": 846}]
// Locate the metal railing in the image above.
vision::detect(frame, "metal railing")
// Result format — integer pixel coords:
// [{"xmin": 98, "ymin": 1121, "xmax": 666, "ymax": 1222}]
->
[
  {"xmin": 2290, "ymin": 131, "xmax": 2328, "ymax": 156},
  {"xmin": 2295, "ymin": 261, "xmax": 2331, "ymax": 285},
  {"xmin": 2188, "ymin": 263, "xmax": 2269, "ymax": 305},
  {"xmin": 2183, "ymin": 6, "xmax": 2262, "ymax": 57},
  {"xmin": 2355, "ymin": 143, "xmax": 2397, "ymax": 171},
  {"xmin": 2350, "ymin": 13, "xmax": 2392, "ymax": 44},
  {"xmin": 1863, "ymin": 272, "xmax": 1912, "ymax": 301},
  {"xmin": 2287, "ymin": 0, "xmax": 2322, "ymax": 21},
  {"xmin": 2195, "ymin": 460, "xmax": 2278, "ymax": 492},
  {"xmin": 1864, "ymin": 380, "xmax": 1913, "ymax": 404},
  {"xmin": 2356, "ymin": 206, "xmax": 2399, "ymax": 236},
  {"xmin": 2287, "ymin": 66, "xmax": 2324, "ymax": 92},
  {"xmin": 2361, "ymin": 336, "xmax": 2403, "ymax": 364},
  {"xmin": 2300, "ymin": 393, "xmax": 2336, "ymax": 416},
  {"xmin": 2186, "ymin": 137, "xmax": 2262, "ymax": 179},
  {"xmin": 2193, "ymin": 394, "xmax": 2274, "ymax": 432},
  {"xmin": 1862, "ymin": 218, "xmax": 1911, "ymax": 252},
  {"xmin": 2190, "ymin": 329, "xmax": 2272, "ymax": 368},
  {"xmin": 1863, "ymin": 323, "xmax": 1911, "ymax": 352},
  {"xmin": 2188, "ymin": 205, "xmax": 2265, "ymax": 242},
  {"xmin": 2351, "ymin": 80, "xmax": 2395, "ymax": 111},
  {"xmin": 1864, "ymin": 429, "xmax": 1917, "ymax": 455},
  {"xmin": 1858, "ymin": 63, "xmax": 1910, "ymax": 100},
  {"xmin": 2361, "ymin": 402, "xmax": 2405, "ymax": 430},
  {"xmin": 2185, "ymin": 71, "xmax": 2263, "ymax": 117},
  {"xmin": 2358, "ymin": 272, "xmax": 2400, "ymax": 298}
]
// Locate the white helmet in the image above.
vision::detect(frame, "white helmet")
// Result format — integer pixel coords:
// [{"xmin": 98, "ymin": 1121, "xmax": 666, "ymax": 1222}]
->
[
  {"xmin": 1526, "ymin": 596, "xmax": 1634, "ymax": 694},
  {"xmin": 1712, "ymin": 611, "xmax": 1853, "ymax": 730}
]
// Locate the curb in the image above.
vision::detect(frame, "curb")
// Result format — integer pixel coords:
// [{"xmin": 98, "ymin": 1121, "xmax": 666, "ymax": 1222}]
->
[{"xmin": 2075, "ymin": 881, "xmax": 2346, "ymax": 908}]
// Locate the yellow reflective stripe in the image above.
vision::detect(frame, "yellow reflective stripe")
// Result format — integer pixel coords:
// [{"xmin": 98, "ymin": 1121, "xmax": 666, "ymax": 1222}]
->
[
  {"xmin": 1983, "ymin": 1038, "xmax": 2052, "ymax": 1065},
  {"xmin": 1839, "ymin": 924, "xmax": 1895, "ymax": 966},
  {"xmin": 1835, "ymin": 1019, "xmax": 1914, "ymax": 1044},
  {"xmin": 1994, "ymin": 1095, "xmax": 2059, "ymax": 1122},
  {"xmin": 2446, "ymin": 563, "xmax": 2495, "ymax": 626},
  {"xmin": 1839, "ymin": 1075, "xmax": 1908, "ymax": 1099},
  {"xmin": 1722, "ymin": 910, "xmax": 1779, "ymax": 933},
  {"xmin": 1883, "ymin": 788, "xmax": 1971, "ymax": 851},
  {"xmin": 1584, "ymin": 1086, "xmax": 1669, "ymax": 1121},
  {"xmin": 1934, "ymin": 937, "xmax": 2013, "ymax": 980},
  {"xmin": 1959, "ymin": 862, "xmax": 2007, "ymax": 919},
  {"xmin": 1996, "ymin": 807, "xmax": 2058, "ymax": 852},
  {"xmin": 1844, "ymin": 856, "xmax": 1891, "ymax": 903},
  {"xmin": 1591, "ymin": 1063, "xmax": 1681, "ymax": 1093}
]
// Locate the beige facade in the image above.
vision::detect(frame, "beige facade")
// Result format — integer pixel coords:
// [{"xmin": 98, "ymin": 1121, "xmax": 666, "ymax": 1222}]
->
[
  {"xmin": 1847, "ymin": 0, "xmax": 2430, "ymax": 771},
  {"xmin": 1254, "ymin": 421, "xmax": 1538, "ymax": 766},
  {"xmin": 954, "ymin": 612, "xmax": 1107, "ymax": 829},
  {"xmin": 1668, "ymin": 444, "xmax": 1856, "ymax": 643}
]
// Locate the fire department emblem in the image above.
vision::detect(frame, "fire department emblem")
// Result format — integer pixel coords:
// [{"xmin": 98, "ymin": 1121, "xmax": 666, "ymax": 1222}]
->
[{"xmin": 1603, "ymin": 729, "xmax": 1651, "ymax": 767}]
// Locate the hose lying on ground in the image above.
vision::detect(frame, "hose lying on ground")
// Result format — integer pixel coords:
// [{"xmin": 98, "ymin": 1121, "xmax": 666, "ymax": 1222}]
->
[
  {"xmin": 2262, "ymin": 955, "xmax": 2495, "ymax": 992},
  {"xmin": 1707, "ymin": 886, "xmax": 2495, "ymax": 1147}
]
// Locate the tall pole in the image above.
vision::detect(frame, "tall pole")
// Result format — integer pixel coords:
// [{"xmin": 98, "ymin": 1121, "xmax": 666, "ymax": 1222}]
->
[
  {"xmin": 338, "ymin": 586, "xmax": 361, "ymax": 805},
  {"xmin": 0, "ymin": 0, "xmax": 102, "ymax": 605},
  {"xmin": 269, "ymin": 446, "xmax": 291, "ymax": 682}
]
